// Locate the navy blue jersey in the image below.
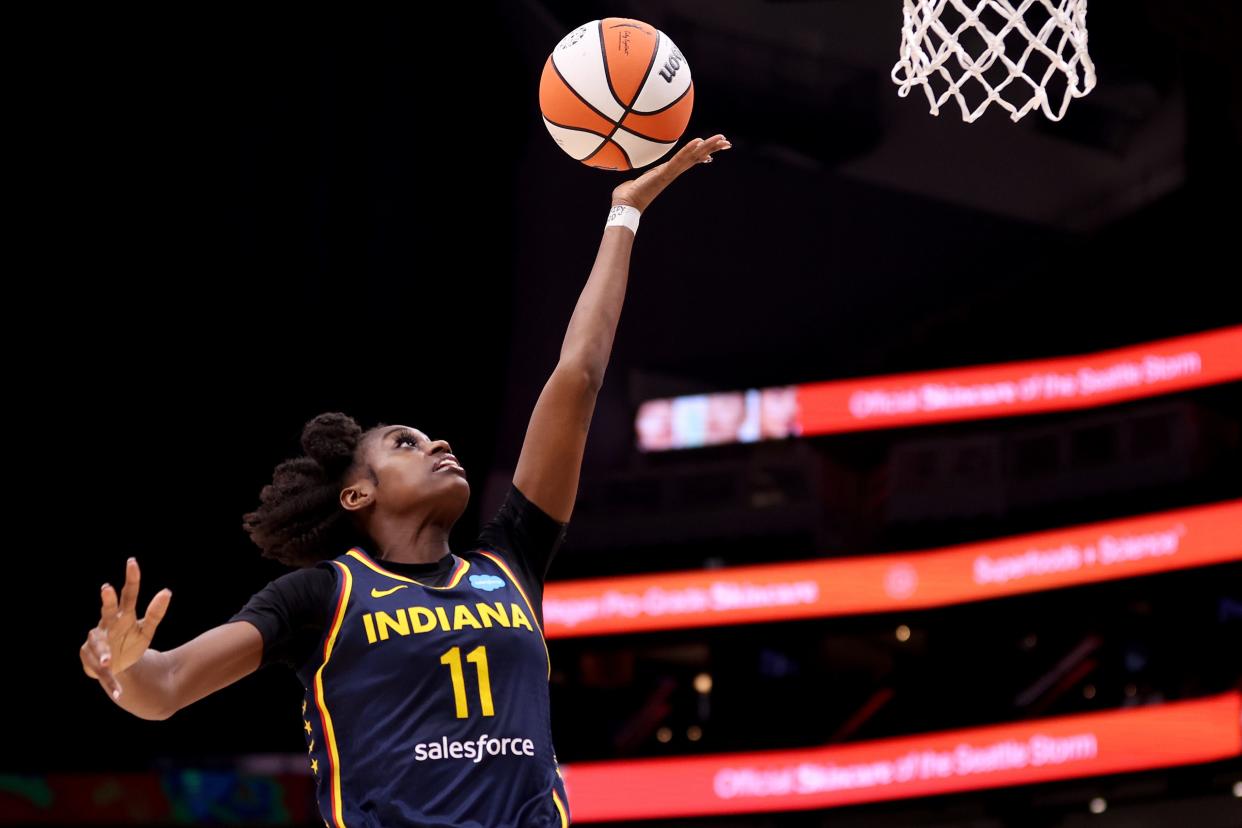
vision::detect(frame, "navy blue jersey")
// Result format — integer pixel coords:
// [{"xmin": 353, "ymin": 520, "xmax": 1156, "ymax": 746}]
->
[
  {"xmin": 294, "ymin": 545, "xmax": 570, "ymax": 827},
  {"xmin": 231, "ymin": 484, "xmax": 572, "ymax": 827}
]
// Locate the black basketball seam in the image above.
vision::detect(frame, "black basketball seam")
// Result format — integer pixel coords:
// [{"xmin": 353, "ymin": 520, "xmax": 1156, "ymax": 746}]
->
[
  {"xmin": 631, "ymin": 79, "xmax": 692, "ymax": 117},
  {"xmin": 610, "ymin": 116, "xmax": 677, "ymax": 144},
  {"xmin": 548, "ymin": 62, "xmax": 667, "ymax": 147},
  {"xmin": 549, "ymin": 54, "xmax": 620, "ymax": 134},
  {"xmin": 583, "ymin": 138, "xmax": 634, "ymax": 171},
  {"xmin": 550, "ymin": 29, "xmax": 680, "ymax": 165},
  {"xmin": 612, "ymin": 124, "xmax": 673, "ymax": 149},
  {"xmin": 614, "ymin": 140, "xmax": 635, "ymax": 168},
  {"xmin": 596, "ymin": 20, "xmax": 630, "ymax": 112},
  {"xmin": 599, "ymin": 29, "xmax": 663, "ymax": 155},
  {"xmin": 542, "ymin": 116, "xmax": 612, "ymax": 142}
]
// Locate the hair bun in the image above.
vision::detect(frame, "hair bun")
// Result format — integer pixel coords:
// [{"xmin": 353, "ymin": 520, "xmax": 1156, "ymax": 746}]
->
[{"xmin": 300, "ymin": 412, "xmax": 362, "ymax": 475}]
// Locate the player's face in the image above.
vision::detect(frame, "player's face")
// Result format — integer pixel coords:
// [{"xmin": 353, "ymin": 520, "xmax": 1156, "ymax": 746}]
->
[{"xmin": 361, "ymin": 425, "xmax": 470, "ymax": 518}]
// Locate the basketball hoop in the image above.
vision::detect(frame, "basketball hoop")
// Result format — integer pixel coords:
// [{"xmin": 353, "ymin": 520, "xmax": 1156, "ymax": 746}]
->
[{"xmin": 892, "ymin": 0, "xmax": 1096, "ymax": 123}]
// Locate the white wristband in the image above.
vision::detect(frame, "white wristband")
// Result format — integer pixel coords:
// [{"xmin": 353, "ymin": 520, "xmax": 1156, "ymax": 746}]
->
[{"xmin": 605, "ymin": 204, "xmax": 641, "ymax": 235}]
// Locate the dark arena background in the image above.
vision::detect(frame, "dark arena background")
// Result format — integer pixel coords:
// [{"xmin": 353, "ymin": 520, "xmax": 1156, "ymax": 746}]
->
[{"xmin": 12, "ymin": 1, "xmax": 1241, "ymax": 826}]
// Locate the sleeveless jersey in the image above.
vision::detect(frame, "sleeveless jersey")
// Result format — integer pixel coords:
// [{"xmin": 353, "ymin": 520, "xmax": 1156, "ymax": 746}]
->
[{"xmin": 293, "ymin": 546, "xmax": 571, "ymax": 827}]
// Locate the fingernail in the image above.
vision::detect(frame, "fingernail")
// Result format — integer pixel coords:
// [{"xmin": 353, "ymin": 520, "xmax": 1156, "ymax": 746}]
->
[
  {"xmin": 128, "ymin": 557, "xmax": 136, "ymax": 564},
  {"xmin": 101, "ymin": 583, "xmax": 109, "ymax": 591},
  {"xmin": 101, "ymin": 655, "xmax": 110, "ymax": 666},
  {"xmin": 112, "ymin": 688, "xmax": 121, "ymax": 700}
]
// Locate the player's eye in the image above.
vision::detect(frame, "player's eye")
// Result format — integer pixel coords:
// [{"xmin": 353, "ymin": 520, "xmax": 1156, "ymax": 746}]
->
[{"xmin": 395, "ymin": 434, "xmax": 418, "ymax": 448}]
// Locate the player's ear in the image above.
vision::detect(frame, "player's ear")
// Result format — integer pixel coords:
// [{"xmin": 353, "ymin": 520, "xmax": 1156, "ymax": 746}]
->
[{"xmin": 340, "ymin": 479, "xmax": 375, "ymax": 512}]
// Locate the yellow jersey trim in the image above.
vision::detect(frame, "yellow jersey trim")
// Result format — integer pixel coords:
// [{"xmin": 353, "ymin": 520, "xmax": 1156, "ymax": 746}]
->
[
  {"xmin": 552, "ymin": 789, "xmax": 570, "ymax": 827},
  {"xmin": 313, "ymin": 560, "xmax": 353, "ymax": 827},
  {"xmin": 476, "ymin": 549, "xmax": 551, "ymax": 679},
  {"xmin": 346, "ymin": 547, "xmax": 470, "ymax": 590}
]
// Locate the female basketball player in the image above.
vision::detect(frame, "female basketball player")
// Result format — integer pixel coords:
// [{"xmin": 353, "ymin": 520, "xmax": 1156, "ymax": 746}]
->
[{"xmin": 79, "ymin": 133, "xmax": 731, "ymax": 827}]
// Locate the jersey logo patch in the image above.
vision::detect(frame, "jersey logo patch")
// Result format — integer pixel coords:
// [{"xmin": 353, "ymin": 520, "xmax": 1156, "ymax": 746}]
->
[
  {"xmin": 469, "ymin": 574, "xmax": 506, "ymax": 592},
  {"xmin": 371, "ymin": 585, "xmax": 410, "ymax": 598}
]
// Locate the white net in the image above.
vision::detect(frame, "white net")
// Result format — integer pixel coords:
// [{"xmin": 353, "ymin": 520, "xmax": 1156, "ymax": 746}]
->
[{"xmin": 892, "ymin": 0, "xmax": 1096, "ymax": 123}]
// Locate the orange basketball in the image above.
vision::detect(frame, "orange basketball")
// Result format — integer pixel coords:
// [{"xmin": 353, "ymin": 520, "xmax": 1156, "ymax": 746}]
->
[{"xmin": 540, "ymin": 19, "xmax": 694, "ymax": 171}]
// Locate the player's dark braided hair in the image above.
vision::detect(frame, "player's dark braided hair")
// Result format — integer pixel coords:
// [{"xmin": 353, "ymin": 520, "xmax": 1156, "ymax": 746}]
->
[{"xmin": 243, "ymin": 412, "xmax": 371, "ymax": 567}]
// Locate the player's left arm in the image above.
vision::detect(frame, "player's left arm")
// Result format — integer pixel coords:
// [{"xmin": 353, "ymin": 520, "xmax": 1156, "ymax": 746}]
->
[{"xmin": 514, "ymin": 135, "xmax": 731, "ymax": 523}]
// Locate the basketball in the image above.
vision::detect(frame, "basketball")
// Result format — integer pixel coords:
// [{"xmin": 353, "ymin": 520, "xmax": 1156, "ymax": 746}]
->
[{"xmin": 540, "ymin": 19, "xmax": 694, "ymax": 171}]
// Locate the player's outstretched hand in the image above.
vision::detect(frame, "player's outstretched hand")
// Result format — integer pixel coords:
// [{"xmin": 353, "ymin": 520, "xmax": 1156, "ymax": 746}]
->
[
  {"xmin": 611, "ymin": 134, "xmax": 731, "ymax": 213},
  {"xmin": 80, "ymin": 557, "xmax": 172, "ymax": 700}
]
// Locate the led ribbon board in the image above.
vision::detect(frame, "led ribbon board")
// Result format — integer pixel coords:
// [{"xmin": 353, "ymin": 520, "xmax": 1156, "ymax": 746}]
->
[
  {"xmin": 636, "ymin": 326, "xmax": 1242, "ymax": 450},
  {"xmin": 561, "ymin": 693, "xmax": 1242, "ymax": 822},
  {"xmin": 543, "ymin": 500, "xmax": 1242, "ymax": 637}
]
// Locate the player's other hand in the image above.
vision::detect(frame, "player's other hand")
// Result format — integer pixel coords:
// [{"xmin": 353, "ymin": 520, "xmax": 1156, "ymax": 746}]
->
[
  {"xmin": 80, "ymin": 557, "xmax": 172, "ymax": 700},
  {"xmin": 611, "ymin": 134, "xmax": 731, "ymax": 212}
]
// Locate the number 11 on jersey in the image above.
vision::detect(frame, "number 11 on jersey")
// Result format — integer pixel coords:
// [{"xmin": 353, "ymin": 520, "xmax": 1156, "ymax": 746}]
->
[{"xmin": 440, "ymin": 645, "xmax": 496, "ymax": 718}]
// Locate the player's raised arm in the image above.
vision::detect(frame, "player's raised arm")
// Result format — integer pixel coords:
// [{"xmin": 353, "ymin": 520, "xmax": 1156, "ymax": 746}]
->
[
  {"xmin": 513, "ymin": 135, "xmax": 731, "ymax": 523},
  {"xmin": 80, "ymin": 557, "xmax": 263, "ymax": 720}
]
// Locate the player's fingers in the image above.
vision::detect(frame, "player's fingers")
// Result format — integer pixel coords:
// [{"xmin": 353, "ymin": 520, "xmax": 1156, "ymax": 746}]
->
[
  {"xmin": 700, "ymin": 135, "xmax": 731, "ymax": 157},
  {"xmin": 100, "ymin": 667, "xmax": 121, "ymax": 700},
  {"xmin": 670, "ymin": 137, "xmax": 705, "ymax": 165},
  {"xmin": 100, "ymin": 582, "xmax": 119, "ymax": 629},
  {"xmin": 80, "ymin": 639, "xmax": 100, "ymax": 679},
  {"xmin": 139, "ymin": 589, "xmax": 173, "ymax": 639},
  {"xmin": 685, "ymin": 137, "xmax": 729, "ymax": 166},
  {"xmin": 87, "ymin": 627, "xmax": 123, "ymax": 699},
  {"xmin": 89, "ymin": 626, "xmax": 112, "ymax": 668},
  {"xmin": 119, "ymin": 557, "xmax": 140, "ymax": 617},
  {"xmin": 96, "ymin": 657, "xmax": 121, "ymax": 700}
]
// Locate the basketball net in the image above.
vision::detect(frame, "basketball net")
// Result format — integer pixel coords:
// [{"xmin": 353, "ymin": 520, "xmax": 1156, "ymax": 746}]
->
[{"xmin": 892, "ymin": 0, "xmax": 1096, "ymax": 123}]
